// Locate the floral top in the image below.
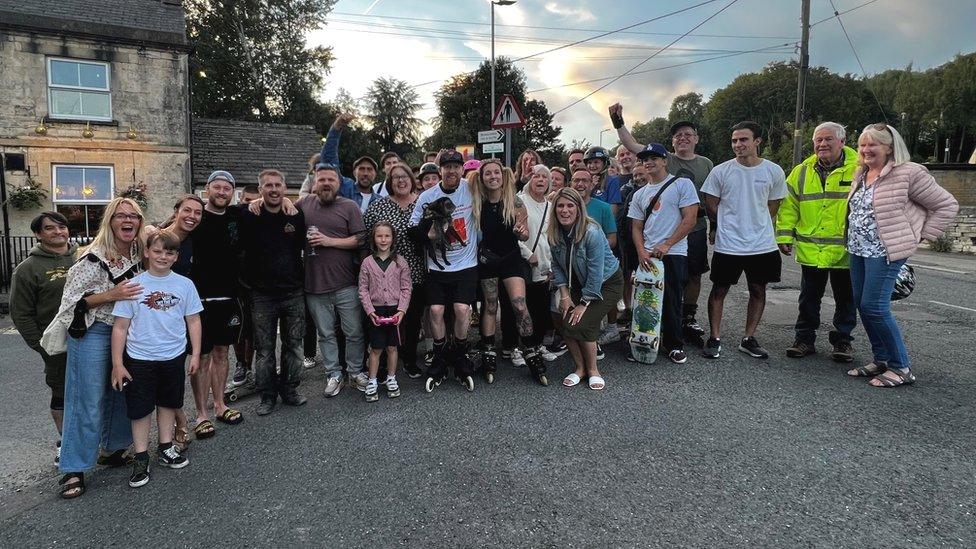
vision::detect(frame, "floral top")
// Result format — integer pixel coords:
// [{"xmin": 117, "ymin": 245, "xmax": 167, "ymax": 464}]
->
[
  {"xmin": 846, "ymin": 180, "xmax": 887, "ymax": 258},
  {"xmin": 363, "ymin": 196, "xmax": 426, "ymax": 285},
  {"xmin": 50, "ymin": 243, "xmax": 142, "ymax": 329}
]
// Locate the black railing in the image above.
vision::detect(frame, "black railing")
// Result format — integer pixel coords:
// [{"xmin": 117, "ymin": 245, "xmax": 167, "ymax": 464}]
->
[{"xmin": 1, "ymin": 235, "xmax": 93, "ymax": 294}]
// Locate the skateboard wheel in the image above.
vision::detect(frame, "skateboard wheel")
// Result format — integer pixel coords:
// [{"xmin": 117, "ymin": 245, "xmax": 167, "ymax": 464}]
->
[
  {"xmin": 486, "ymin": 372, "xmax": 494, "ymax": 384},
  {"xmin": 539, "ymin": 375, "xmax": 548, "ymax": 387},
  {"xmin": 228, "ymin": 393, "xmax": 238, "ymax": 402}
]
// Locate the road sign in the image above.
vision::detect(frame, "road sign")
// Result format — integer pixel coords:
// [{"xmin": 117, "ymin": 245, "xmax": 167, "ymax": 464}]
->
[
  {"xmin": 491, "ymin": 94, "xmax": 526, "ymax": 129},
  {"xmin": 482, "ymin": 142, "xmax": 504, "ymax": 154},
  {"xmin": 478, "ymin": 130, "xmax": 504, "ymax": 144}
]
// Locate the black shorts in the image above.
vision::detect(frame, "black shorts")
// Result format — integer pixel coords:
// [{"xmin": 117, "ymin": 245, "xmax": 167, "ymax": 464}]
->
[
  {"xmin": 367, "ymin": 305, "xmax": 401, "ymax": 350},
  {"xmin": 710, "ymin": 250, "xmax": 781, "ymax": 286},
  {"xmin": 200, "ymin": 298, "xmax": 244, "ymax": 355},
  {"xmin": 43, "ymin": 352, "xmax": 67, "ymax": 409},
  {"xmin": 123, "ymin": 353, "xmax": 186, "ymax": 420},
  {"xmin": 478, "ymin": 251, "xmax": 529, "ymax": 281},
  {"xmin": 687, "ymin": 229, "xmax": 709, "ymax": 276},
  {"xmin": 425, "ymin": 267, "xmax": 479, "ymax": 306},
  {"xmin": 620, "ymin": 238, "xmax": 639, "ymax": 274}
]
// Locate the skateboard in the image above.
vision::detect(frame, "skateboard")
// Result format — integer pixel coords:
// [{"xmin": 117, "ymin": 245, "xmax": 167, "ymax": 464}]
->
[
  {"xmin": 224, "ymin": 371, "xmax": 257, "ymax": 403},
  {"xmin": 629, "ymin": 259, "xmax": 665, "ymax": 364}
]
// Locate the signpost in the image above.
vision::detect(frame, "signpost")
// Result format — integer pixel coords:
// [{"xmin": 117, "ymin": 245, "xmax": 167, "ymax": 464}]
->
[
  {"xmin": 478, "ymin": 130, "xmax": 504, "ymax": 144},
  {"xmin": 490, "ymin": 94, "xmax": 526, "ymax": 167},
  {"xmin": 483, "ymin": 142, "xmax": 504, "ymax": 154}
]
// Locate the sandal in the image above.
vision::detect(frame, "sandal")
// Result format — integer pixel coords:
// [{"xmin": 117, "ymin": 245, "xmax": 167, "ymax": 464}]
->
[
  {"xmin": 870, "ymin": 368, "xmax": 916, "ymax": 388},
  {"xmin": 97, "ymin": 448, "xmax": 131, "ymax": 467},
  {"xmin": 847, "ymin": 361, "xmax": 887, "ymax": 377},
  {"xmin": 59, "ymin": 473, "xmax": 85, "ymax": 499},
  {"xmin": 216, "ymin": 408, "xmax": 243, "ymax": 425},
  {"xmin": 194, "ymin": 419, "xmax": 216, "ymax": 439},
  {"xmin": 563, "ymin": 373, "xmax": 581, "ymax": 387},
  {"xmin": 588, "ymin": 375, "xmax": 606, "ymax": 390},
  {"xmin": 174, "ymin": 426, "xmax": 191, "ymax": 452}
]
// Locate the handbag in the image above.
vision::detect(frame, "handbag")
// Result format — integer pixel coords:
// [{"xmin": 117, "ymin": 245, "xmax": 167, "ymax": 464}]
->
[
  {"xmin": 67, "ymin": 253, "xmax": 138, "ymax": 339},
  {"xmin": 40, "ymin": 319, "xmax": 68, "ymax": 355}
]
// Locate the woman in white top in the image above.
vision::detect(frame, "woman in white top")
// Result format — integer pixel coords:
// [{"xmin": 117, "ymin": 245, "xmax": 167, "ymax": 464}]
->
[{"xmin": 517, "ymin": 165, "xmax": 554, "ymax": 379}]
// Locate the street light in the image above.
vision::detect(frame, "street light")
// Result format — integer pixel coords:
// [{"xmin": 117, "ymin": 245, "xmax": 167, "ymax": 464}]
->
[
  {"xmin": 490, "ymin": 0, "xmax": 517, "ymax": 148},
  {"xmin": 599, "ymin": 128, "xmax": 611, "ymax": 147}
]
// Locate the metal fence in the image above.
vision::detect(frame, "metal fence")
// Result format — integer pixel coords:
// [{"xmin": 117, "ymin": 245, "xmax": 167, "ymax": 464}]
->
[{"xmin": 1, "ymin": 235, "xmax": 92, "ymax": 294}]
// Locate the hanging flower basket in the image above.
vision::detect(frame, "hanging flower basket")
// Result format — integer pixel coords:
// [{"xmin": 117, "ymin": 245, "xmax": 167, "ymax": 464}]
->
[
  {"xmin": 119, "ymin": 183, "xmax": 149, "ymax": 211},
  {"xmin": 7, "ymin": 178, "xmax": 48, "ymax": 211}
]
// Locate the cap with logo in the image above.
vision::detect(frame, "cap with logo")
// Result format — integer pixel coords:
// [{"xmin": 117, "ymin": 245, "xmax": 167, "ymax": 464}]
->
[
  {"xmin": 439, "ymin": 150, "xmax": 464, "ymax": 166},
  {"xmin": 636, "ymin": 143, "xmax": 669, "ymax": 160}
]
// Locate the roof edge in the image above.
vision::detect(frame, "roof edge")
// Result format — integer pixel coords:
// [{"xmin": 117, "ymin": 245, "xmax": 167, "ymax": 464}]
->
[{"xmin": 0, "ymin": 11, "xmax": 189, "ymax": 52}]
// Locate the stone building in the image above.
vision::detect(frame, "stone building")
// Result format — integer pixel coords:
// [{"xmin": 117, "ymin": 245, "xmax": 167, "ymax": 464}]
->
[{"xmin": 0, "ymin": 0, "xmax": 190, "ymax": 236}]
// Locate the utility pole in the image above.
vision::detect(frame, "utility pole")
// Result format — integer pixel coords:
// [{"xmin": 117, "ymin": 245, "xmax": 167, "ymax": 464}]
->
[{"xmin": 792, "ymin": 0, "xmax": 811, "ymax": 166}]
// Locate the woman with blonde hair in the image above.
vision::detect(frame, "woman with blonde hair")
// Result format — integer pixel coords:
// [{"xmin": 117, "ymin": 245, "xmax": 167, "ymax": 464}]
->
[
  {"xmin": 845, "ymin": 123, "xmax": 958, "ymax": 387},
  {"xmin": 469, "ymin": 159, "xmax": 543, "ymax": 384},
  {"xmin": 547, "ymin": 188, "xmax": 622, "ymax": 390},
  {"xmin": 48, "ymin": 197, "xmax": 146, "ymax": 498}
]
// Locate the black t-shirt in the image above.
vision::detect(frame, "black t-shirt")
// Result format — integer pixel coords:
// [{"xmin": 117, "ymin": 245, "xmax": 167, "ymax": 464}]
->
[
  {"xmin": 237, "ymin": 207, "xmax": 306, "ymax": 294},
  {"xmin": 172, "ymin": 237, "xmax": 193, "ymax": 277},
  {"xmin": 480, "ymin": 200, "xmax": 519, "ymax": 257},
  {"xmin": 190, "ymin": 207, "xmax": 242, "ymax": 299}
]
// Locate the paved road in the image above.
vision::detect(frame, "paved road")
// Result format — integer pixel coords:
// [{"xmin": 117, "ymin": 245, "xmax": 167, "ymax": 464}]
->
[{"xmin": 1, "ymin": 251, "xmax": 974, "ymax": 547}]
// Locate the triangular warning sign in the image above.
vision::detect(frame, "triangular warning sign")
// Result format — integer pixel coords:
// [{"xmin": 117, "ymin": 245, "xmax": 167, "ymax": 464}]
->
[{"xmin": 491, "ymin": 94, "xmax": 526, "ymax": 129}]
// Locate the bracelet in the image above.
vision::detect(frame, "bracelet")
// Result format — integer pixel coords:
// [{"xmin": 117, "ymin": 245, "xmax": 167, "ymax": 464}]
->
[{"xmin": 560, "ymin": 296, "xmax": 571, "ymax": 301}]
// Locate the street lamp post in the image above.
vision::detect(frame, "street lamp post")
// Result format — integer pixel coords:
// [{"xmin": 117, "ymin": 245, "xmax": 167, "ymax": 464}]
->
[
  {"xmin": 599, "ymin": 128, "xmax": 611, "ymax": 147},
  {"xmin": 490, "ymin": 0, "xmax": 516, "ymax": 159}
]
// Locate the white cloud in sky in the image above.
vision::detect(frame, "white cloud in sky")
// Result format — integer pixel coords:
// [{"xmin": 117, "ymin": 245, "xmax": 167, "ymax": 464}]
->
[{"xmin": 543, "ymin": 2, "xmax": 596, "ymax": 22}]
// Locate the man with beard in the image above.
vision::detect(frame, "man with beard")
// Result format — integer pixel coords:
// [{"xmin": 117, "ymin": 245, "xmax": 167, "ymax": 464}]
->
[
  {"xmin": 311, "ymin": 113, "xmax": 386, "ymax": 209},
  {"xmin": 298, "ymin": 164, "xmax": 367, "ymax": 398},
  {"xmin": 238, "ymin": 170, "xmax": 307, "ymax": 415}
]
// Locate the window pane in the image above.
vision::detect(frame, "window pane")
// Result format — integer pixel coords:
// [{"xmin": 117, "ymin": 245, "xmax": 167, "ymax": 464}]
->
[
  {"xmin": 86, "ymin": 205, "xmax": 107, "ymax": 236},
  {"xmin": 56, "ymin": 205, "xmax": 87, "ymax": 236},
  {"xmin": 83, "ymin": 168, "xmax": 113, "ymax": 200},
  {"xmin": 79, "ymin": 92, "xmax": 111, "ymax": 118},
  {"xmin": 50, "ymin": 60, "xmax": 79, "ymax": 86},
  {"xmin": 78, "ymin": 63, "xmax": 108, "ymax": 89},
  {"xmin": 50, "ymin": 89, "xmax": 83, "ymax": 117},
  {"xmin": 54, "ymin": 167, "xmax": 85, "ymax": 200}
]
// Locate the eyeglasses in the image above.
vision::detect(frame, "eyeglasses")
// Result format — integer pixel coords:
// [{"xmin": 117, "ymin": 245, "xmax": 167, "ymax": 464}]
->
[
  {"xmin": 112, "ymin": 213, "xmax": 141, "ymax": 221},
  {"xmin": 392, "ymin": 175, "xmax": 411, "ymax": 181}
]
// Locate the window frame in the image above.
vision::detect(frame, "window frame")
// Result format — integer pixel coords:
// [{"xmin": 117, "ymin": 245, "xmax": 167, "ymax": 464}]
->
[
  {"xmin": 52, "ymin": 164, "xmax": 115, "ymax": 204},
  {"xmin": 46, "ymin": 57, "xmax": 113, "ymax": 121}
]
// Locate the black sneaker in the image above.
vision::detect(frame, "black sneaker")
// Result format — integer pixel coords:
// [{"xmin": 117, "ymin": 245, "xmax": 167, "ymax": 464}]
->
[
  {"xmin": 544, "ymin": 342, "xmax": 568, "ymax": 358},
  {"xmin": 98, "ymin": 448, "xmax": 132, "ymax": 468},
  {"xmin": 128, "ymin": 456, "xmax": 150, "ymax": 488},
  {"xmin": 668, "ymin": 349, "xmax": 688, "ymax": 364},
  {"xmin": 595, "ymin": 344, "xmax": 605, "ymax": 361},
  {"xmin": 702, "ymin": 338, "xmax": 721, "ymax": 359},
  {"xmin": 281, "ymin": 390, "xmax": 307, "ymax": 406},
  {"xmin": 158, "ymin": 445, "xmax": 189, "ymax": 469},
  {"xmin": 403, "ymin": 362, "xmax": 423, "ymax": 379},
  {"xmin": 738, "ymin": 337, "xmax": 769, "ymax": 359},
  {"xmin": 683, "ymin": 319, "xmax": 706, "ymax": 336},
  {"xmin": 256, "ymin": 396, "xmax": 277, "ymax": 416}
]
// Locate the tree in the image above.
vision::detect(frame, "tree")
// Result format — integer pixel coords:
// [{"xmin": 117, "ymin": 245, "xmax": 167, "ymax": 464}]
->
[
  {"xmin": 668, "ymin": 92, "xmax": 705, "ymax": 126},
  {"xmin": 363, "ymin": 77, "xmax": 423, "ymax": 158},
  {"xmin": 186, "ymin": 0, "xmax": 335, "ymax": 122},
  {"xmin": 631, "ymin": 117, "xmax": 671, "ymax": 147}
]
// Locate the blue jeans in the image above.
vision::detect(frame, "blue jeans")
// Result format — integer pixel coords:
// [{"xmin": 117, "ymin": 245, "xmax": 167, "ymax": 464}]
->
[
  {"xmin": 59, "ymin": 322, "xmax": 132, "ymax": 473},
  {"xmin": 849, "ymin": 255, "xmax": 910, "ymax": 369},
  {"xmin": 306, "ymin": 286, "xmax": 365, "ymax": 380}
]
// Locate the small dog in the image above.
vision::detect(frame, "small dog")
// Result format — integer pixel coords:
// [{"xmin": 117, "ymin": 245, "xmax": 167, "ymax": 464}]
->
[{"xmin": 422, "ymin": 196, "xmax": 466, "ymax": 269}]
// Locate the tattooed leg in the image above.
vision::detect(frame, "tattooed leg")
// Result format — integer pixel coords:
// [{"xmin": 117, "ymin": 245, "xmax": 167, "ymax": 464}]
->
[
  {"xmin": 503, "ymin": 276, "xmax": 533, "ymax": 338},
  {"xmin": 481, "ymin": 278, "xmax": 499, "ymax": 337}
]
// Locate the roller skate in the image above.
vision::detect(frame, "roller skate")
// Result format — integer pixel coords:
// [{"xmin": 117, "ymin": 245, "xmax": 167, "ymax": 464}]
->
[
  {"xmin": 524, "ymin": 346, "xmax": 549, "ymax": 386},
  {"xmin": 453, "ymin": 341, "xmax": 476, "ymax": 392},
  {"xmin": 478, "ymin": 343, "xmax": 498, "ymax": 384},
  {"xmin": 424, "ymin": 351, "xmax": 448, "ymax": 393}
]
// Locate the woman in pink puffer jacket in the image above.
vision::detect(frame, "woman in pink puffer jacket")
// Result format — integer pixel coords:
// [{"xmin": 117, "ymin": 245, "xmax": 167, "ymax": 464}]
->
[{"xmin": 845, "ymin": 123, "xmax": 959, "ymax": 388}]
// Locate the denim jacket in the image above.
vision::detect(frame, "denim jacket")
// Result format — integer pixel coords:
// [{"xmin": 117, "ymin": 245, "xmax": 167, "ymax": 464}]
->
[
  {"xmin": 551, "ymin": 223, "xmax": 620, "ymax": 301},
  {"xmin": 299, "ymin": 128, "xmax": 356, "ymax": 199}
]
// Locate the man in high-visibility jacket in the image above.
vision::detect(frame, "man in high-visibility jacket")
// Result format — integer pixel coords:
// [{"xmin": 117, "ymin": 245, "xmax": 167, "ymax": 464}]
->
[{"xmin": 776, "ymin": 121, "xmax": 858, "ymax": 362}]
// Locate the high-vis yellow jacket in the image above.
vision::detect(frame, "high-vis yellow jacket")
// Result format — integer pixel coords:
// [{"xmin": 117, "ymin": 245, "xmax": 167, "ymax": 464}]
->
[{"xmin": 775, "ymin": 146, "xmax": 858, "ymax": 269}]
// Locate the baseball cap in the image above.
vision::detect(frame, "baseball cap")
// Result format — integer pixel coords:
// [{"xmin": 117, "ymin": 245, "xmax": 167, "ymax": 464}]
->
[
  {"xmin": 669, "ymin": 121, "xmax": 698, "ymax": 136},
  {"xmin": 207, "ymin": 170, "xmax": 235, "ymax": 186},
  {"xmin": 439, "ymin": 150, "xmax": 464, "ymax": 166},
  {"xmin": 636, "ymin": 143, "xmax": 669, "ymax": 160}
]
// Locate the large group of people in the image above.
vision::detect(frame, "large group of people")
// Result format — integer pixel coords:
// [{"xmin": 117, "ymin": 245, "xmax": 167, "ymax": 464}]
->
[{"xmin": 8, "ymin": 106, "xmax": 959, "ymax": 499}]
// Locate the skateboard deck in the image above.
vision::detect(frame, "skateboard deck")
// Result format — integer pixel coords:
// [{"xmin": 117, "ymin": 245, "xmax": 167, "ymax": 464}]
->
[
  {"xmin": 224, "ymin": 371, "xmax": 257, "ymax": 403},
  {"xmin": 630, "ymin": 259, "xmax": 665, "ymax": 364}
]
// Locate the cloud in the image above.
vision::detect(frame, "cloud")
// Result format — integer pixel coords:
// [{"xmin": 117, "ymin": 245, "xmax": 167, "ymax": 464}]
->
[{"xmin": 543, "ymin": 2, "xmax": 596, "ymax": 22}]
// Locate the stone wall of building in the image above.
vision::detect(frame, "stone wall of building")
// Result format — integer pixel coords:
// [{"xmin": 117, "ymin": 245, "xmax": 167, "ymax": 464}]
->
[{"xmin": 0, "ymin": 31, "xmax": 189, "ymax": 234}]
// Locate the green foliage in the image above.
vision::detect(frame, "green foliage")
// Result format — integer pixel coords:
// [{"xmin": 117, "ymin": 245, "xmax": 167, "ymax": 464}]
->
[
  {"xmin": 425, "ymin": 58, "xmax": 562, "ymax": 166},
  {"xmin": 363, "ymin": 77, "xmax": 423, "ymax": 158},
  {"xmin": 930, "ymin": 233, "xmax": 955, "ymax": 253},
  {"xmin": 118, "ymin": 183, "xmax": 149, "ymax": 211},
  {"xmin": 6, "ymin": 178, "xmax": 47, "ymax": 211}
]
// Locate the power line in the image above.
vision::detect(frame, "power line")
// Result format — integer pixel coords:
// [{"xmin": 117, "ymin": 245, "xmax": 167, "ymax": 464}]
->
[
  {"xmin": 526, "ymin": 42, "xmax": 794, "ymax": 93},
  {"xmin": 407, "ymin": 0, "xmax": 728, "ymax": 89},
  {"xmin": 811, "ymin": 0, "xmax": 880, "ymax": 26},
  {"xmin": 329, "ymin": 10, "xmax": 797, "ymax": 40},
  {"xmin": 551, "ymin": 0, "xmax": 741, "ymax": 116},
  {"xmin": 826, "ymin": 0, "xmax": 889, "ymax": 122}
]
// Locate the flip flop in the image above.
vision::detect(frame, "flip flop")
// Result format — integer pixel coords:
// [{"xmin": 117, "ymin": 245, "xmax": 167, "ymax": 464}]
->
[
  {"xmin": 216, "ymin": 408, "xmax": 243, "ymax": 425},
  {"xmin": 562, "ymin": 373, "xmax": 581, "ymax": 387},
  {"xmin": 194, "ymin": 419, "xmax": 216, "ymax": 439},
  {"xmin": 588, "ymin": 375, "xmax": 606, "ymax": 390}
]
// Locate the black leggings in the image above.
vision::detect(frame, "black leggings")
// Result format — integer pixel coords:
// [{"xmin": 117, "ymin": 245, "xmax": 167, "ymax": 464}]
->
[
  {"xmin": 523, "ymin": 280, "xmax": 551, "ymax": 348},
  {"xmin": 400, "ymin": 283, "xmax": 426, "ymax": 369}
]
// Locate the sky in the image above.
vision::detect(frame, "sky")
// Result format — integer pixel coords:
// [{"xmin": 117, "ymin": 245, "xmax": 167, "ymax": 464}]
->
[{"xmin": 307, "ymin": 0, "xmax": 976, "ymax": 149}]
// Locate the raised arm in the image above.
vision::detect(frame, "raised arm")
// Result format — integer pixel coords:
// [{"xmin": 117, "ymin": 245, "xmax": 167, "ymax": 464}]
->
[{"xmin": 609, "ymin": 103, "xmax": 643, "ymax": 154}]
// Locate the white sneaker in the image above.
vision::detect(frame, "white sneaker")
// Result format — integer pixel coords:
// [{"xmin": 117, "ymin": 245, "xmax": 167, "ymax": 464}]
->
[
  {"xmin": 597, "ymin": 324, "xmax": 621, "ymax": 345},
  {"xmin": 303, "ymin": 357, "xmax": 317, "ymax": 369},
  {"xmin": 351, "ymin": 373, "xmax": 369, "ymax": 392},
  {"xmin": 384, "ymin": 375, "xmax": 401, "ymax": 398},
  {"xmin": 324, "ymin": 376, "xmax": 342, "ymax": 398},
  {"xmin": 616, "ymin": 299, "xmax": 626, "ymax": 312},
  {"xmin": 510, "ymin": 348, "xmax": 526, "ymax": 367}
]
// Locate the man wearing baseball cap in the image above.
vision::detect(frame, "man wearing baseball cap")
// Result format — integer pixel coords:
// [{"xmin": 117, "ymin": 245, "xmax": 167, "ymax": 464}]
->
[{"xmin": 626, "ymin": 144, "xmax": 700, "ymax": 364}]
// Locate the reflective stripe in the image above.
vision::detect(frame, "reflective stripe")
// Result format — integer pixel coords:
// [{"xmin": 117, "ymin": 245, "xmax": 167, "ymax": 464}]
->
[
  {"xmin": 795, "ymin": 234, "xmax": 846, "ymax": 245},
  {"xmin": 794, "ymin": 191, "xmax": 851, "ymax": 202},
  {"xmin": 775, "ymin": 229, "xmax": 795, "ymax": 237}
]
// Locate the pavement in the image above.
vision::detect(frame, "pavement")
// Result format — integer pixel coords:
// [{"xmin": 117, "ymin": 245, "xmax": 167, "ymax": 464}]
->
[{"xmin": 1, "ymin": 250, "xmax": 974, "ymax": 548}]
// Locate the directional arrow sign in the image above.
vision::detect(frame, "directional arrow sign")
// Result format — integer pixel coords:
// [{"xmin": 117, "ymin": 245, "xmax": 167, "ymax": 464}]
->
[
  {"xmin": 478, "ymin": 130, "xmax": 504, "ymax": 144},
  {"xmin": 491, "ymin": 94, "xmax": 526, "ymax": 129}
]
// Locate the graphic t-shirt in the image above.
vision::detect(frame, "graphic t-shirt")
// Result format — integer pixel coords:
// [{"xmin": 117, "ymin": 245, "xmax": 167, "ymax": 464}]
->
[
  {"xmin": 585, "ymin": 198, "xmax": 617, "ymax": 236},
  {"xmin": 627, "ymin": 175, "xmax": 699, "ymax": 256},
  {"xmin": 701, "ymin": 158, "xmax": 787, "ymax": 255},
  {"xmin": 112, "ymin": 271, "xmax": 204, "ymax": 361},
  {"xmin": 410, "ymin": 180, "xmax": 479, "ymax": 272}
]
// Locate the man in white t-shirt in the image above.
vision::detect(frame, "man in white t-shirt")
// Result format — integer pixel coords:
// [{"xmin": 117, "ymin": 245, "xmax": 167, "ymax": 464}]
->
[
  {"xmin": 408, "ymin": 149, "xmax": 479, "ymax": 388},
  {"xmin": 700, "ymin": 121, "xmax": 787, "ymax": 360},
  {"xmin": 627, "ymin": 143, "xmax": 699, "ymax": 364}
]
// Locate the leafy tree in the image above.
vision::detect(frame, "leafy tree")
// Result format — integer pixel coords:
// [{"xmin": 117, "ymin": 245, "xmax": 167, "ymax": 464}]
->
[
  {"xmin": 631, "ymin": 117, "xmax": 671, "ymax": 147},
  {"xmin": 186, "ymin": 0, "xmax": 335, "ymax": 121},
  {"xmin": 363, "ymin": 77, "xmax": 423, "ymax": 158}
]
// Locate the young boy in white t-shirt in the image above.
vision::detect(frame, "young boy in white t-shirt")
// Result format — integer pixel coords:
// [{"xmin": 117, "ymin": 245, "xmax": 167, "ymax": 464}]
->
[{"xmin": 111, "ymin": 231, "xmax": 203, "ymax": 488}]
